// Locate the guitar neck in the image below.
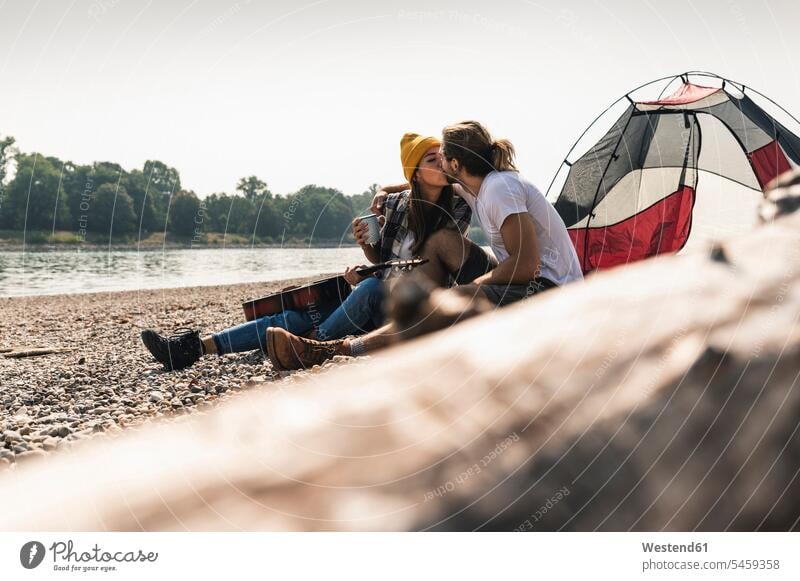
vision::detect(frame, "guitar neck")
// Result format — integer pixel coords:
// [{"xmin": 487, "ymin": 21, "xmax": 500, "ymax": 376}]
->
[
  {"xmin": 354, "ymin": 259, "xmax": 426, "ymax": 276},
  {"xmin": 354, "ymin": 263, "xmax": 390, "ymax": 276}
]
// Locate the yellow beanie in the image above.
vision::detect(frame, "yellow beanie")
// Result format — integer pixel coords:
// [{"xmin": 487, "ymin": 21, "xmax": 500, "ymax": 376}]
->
[{"xmin": 400, "ymin": 133, "xmax": 441, "ymax": 184}]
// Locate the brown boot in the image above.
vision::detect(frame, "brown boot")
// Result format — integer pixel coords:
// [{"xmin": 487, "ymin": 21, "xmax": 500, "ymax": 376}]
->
[{"xmin": 266, "ymin": 327, "xmax": 347, "ymax": 371}]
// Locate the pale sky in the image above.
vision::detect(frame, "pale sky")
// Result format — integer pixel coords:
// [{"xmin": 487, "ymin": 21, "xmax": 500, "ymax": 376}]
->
[{"xmin": 1, "ymin": 0, "xmax": 798, "ymax": 198}]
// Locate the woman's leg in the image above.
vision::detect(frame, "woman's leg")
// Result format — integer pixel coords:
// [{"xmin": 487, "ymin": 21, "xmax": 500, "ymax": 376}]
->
[
  {"xmin": 315, "ymin": 276, "xmax": 385, "ymax": 340},
  {"xmin": 211, "ymin": 308, "xmax": 316, "ymax": 355}
]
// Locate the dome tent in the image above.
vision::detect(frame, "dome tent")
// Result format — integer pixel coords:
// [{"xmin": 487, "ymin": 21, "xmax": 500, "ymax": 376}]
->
[{"xmin": 548, "ymin": 71, "xmax": 800, "ymax": 274}]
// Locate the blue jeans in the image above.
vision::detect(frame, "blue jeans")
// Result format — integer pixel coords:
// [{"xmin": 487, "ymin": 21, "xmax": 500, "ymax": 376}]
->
[{"xmin": 212, "ymin": 276, "xmax": 385, "ymax": 354}]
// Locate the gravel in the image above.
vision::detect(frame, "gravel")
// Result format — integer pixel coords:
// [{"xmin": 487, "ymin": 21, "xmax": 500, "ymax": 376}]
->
[{"xmin": 0, "ymin": 277, "xmax": 355, "ymax": 469}]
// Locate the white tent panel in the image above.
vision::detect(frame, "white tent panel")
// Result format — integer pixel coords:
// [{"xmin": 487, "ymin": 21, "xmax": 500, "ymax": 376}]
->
[
  {"xmin": 696, "ymin": 114, "xmax": 761, "ymax": 190},
  {"xmin": 679, "ymin": 171, "xmax": 762, "ymax": 254},
  {"xmin": 571, "ymin": 167, "xmax": 694, "ymax": 228}
]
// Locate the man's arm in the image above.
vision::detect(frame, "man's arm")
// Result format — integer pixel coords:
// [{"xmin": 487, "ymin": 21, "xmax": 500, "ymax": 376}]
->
[
  {"xmin": 371, "ymin": 183, "xmax": 410, "ymax": 214},
  {"xmin": 472, "ymin": 213, "xmax": 541, "ymax": 285}
]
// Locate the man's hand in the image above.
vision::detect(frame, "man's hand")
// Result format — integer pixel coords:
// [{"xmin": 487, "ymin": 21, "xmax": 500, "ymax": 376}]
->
[
  {"xmin": 371, "ymin": 183, "xmax": 410, "ymax": 214},
  {"xmin": 371, "ymin": 190, "xmax": 388, "ymax": 215},
  {"xmin": 343, "ymin": 265, "xmax": 368, "ymax": 286},
  {"xmin": 473, "ymin": 213, "xmax": 541, "ymax": 285}
]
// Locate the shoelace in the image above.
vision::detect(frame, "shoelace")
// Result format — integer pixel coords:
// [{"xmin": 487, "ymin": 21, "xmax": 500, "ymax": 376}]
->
[
  {"xmin": 167, "ymin": 327, "xmax": 203, "ymax": 360},
  {"xmin": 298, "ymin": 336, "xmax": 341, "ymax": 358},
  {"xmin": 169, "ymin": 327, "xmax": 198, "ymax": 340}
]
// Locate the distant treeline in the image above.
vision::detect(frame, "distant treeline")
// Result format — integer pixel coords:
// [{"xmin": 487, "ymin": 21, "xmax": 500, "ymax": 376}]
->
[{"xmin": 0, "ymin": 134, "xmax": 379, "ymax": 244}]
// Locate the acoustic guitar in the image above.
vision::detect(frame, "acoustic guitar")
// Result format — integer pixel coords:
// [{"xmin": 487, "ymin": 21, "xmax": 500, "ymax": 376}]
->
[{"xmin": 242, "ymin": 258, "xmax": 428, "ymax": 321}]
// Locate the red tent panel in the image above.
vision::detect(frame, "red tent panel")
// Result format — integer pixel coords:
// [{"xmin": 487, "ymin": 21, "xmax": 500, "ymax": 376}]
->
[
  {"xmin": 568, "ymin": 186, "xmax": 695, "ymax": 273},
  {"xmin": 747, "ymin": 140, "xmax": 791, "ymax": 188},
  {"xmin": 639, "ymin": 83, "xmax": 720, "ymax": 106}
]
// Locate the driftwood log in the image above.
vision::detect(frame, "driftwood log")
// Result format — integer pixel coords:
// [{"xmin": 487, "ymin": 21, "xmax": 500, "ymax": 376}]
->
[{"xmin": 1, "ymin": 177, "xmax": 799, "ymax": 531}]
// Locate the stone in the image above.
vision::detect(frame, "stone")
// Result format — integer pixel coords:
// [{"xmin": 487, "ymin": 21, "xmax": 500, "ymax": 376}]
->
[
  {"xmin": 2, "ymin": 430, "xmax": 22, "ymax": 443},
  {"xmin": 16, "ymin": 449, "xmax": 47, "ymax": 462},
  {"xmin": 149, "ymin": 392, "xmax": 164, "ymax": 403},
  {"xmin": 49, "ymin": 425, "xmax": 72, "ymax": 438}
]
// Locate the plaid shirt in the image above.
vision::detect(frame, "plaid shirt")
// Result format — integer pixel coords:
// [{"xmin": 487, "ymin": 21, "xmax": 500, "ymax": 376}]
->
[{"xmin": 378, "ymin": 190, "xmax": 472, "ymax": 266}]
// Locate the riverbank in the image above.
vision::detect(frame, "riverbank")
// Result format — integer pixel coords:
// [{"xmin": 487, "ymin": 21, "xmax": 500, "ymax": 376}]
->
[
  {"xmin": 0, "ymin": 279, "xmax": 355, "ymax": 469},
  {"xmin": 0, "ymin": 229, "xmax": 357, "ymax": 251}
]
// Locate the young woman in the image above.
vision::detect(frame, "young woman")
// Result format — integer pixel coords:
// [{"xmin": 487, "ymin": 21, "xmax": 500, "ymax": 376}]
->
[{"xmin": 140, "ymin": 132, "xmax": 471, "ymax": 371}]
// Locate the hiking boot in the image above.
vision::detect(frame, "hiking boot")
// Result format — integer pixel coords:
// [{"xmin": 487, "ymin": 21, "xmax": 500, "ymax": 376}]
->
[
  {"xmin": 266, "ymin": 327, "xmax": 346, "ymax": 371},
  {"xmin": 141, "ymin": 328, "xmax": 203, "ymax": 371}
]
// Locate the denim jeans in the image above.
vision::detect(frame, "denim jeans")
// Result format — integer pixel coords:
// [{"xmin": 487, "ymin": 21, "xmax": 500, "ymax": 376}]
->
[
  {"xmin": 316, "ymin": 275, "xmax": 385, "ymax": 341},
  {"xmin": 212, "ymin": 276, "xmax": 385, "ymax": 355}
]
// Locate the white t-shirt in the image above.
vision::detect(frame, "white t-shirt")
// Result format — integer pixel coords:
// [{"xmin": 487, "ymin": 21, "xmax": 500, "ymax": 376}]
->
[
  {"xmin": 458, "ymin": 171, "xmax": 583, "ymax": 286},
  {"xmin": 398, "ymin": 235, "xmax": 414, "ymax": 259}
]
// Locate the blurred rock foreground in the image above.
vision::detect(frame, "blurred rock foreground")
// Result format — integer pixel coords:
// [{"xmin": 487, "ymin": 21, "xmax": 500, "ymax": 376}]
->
[{"xmin": 1, "ymin": 172, "xmax": 799, "ymax": 532}]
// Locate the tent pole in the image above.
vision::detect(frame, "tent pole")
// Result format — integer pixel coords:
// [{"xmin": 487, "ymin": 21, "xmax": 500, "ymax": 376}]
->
[
  {"xmin": 545, "ymin": 73, "xmax": 680, "ymax": 198},
  {"xmin": 547, "ymin": 71, "xmax": 800, "ymax": 199}
]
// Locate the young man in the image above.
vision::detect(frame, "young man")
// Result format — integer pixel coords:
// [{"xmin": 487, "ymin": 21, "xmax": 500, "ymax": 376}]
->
[{"xmin": 266, "ymin": 121, "xmax": 582, "ymax": 370}]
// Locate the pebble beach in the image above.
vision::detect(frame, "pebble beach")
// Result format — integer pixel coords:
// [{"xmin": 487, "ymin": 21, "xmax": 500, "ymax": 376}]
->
[{"xmin": 0, "ymin": 277, "xmax": 353, "ymax": 470}]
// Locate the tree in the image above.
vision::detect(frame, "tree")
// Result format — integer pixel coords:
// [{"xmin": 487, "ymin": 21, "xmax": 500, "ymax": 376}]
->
[
  {"xmin": 0, "ymin": 135, "xmax": 17, "ymax": 186},
  {"xmin": 226, "ymin": 195, "xmax": 255, "ymax": 235},
  {"xmin": 61, "ymin": 162, "xmax": 129, "ymax": 234},
  {"xmin": 144, "ymin": 160, "xmax": 182, "ymax": 232},
  {"xmin": 349, "ymin": 183, "xmax": 381, "ymax": 216},
  {"xmin": 203, "ymin": 193, "xmax": 233, "ymax": 233},
  {"xmin": 0, "ymin": 135, "xmax": 18, "ymax": 228},
  {"xmin": 253, "ymin": 195, "xmax": 281, "ymax": 240},
  {"xmin": 2, "ymin": 153, "xmax": 70, "ymax": 230},
  {"xmin": 124, "ymin": 169, "xmax": 158, "ymax": 233},
  {"xmin": 168, "ymin": 190, "xmax": 201, "ymax": 237},
  {"xmin": 87, "ymin": 183, "xmax": 137, "ymax": 235},
  {"xmin": 236, "ymin": 176, "xmax": 270, "ymax": 202},
  {"xmin": 284, "ymin": 185, "xmax": 354, "ymax": 240},
  {"xmin": 143, "ymin": 160, "xmax": 181, "ymax": 195}
]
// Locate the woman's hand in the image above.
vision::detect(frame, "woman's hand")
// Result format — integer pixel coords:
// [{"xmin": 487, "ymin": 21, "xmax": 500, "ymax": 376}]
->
[
  {"xmin": 352, "ymin": 217, "xmax": 372, "ymax": 246},
  {"xmin": 343, "ymin": 265, "xmax": 367, "ymax": 286},
  {"xmin": 352, "ymin": 216, "xmax": 385, "ymax": 246}
]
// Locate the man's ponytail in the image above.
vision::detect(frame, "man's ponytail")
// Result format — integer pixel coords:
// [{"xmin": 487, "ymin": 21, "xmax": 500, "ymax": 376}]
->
[
  {"xmin": 442, "ymin": 121, "xmax": 518, "ymax": 177},
  {"xmin": 491, "ymin": 139, "xmax": 517, "ymax": 172}
]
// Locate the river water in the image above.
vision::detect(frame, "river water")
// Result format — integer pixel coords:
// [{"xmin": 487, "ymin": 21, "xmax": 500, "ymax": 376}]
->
[{"xmin": 0, "ymin": 246, "xmax": 365, "ymax": 297}]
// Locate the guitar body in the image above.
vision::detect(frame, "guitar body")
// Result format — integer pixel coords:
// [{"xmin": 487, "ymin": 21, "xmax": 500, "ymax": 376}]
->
[
  {"xmin": 241, "ymin": 258, "xmax": 427, "ymax": 322},
  {"xmin": 242, "ymin": 276, "xmax": 352, "ymax": 321}
]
